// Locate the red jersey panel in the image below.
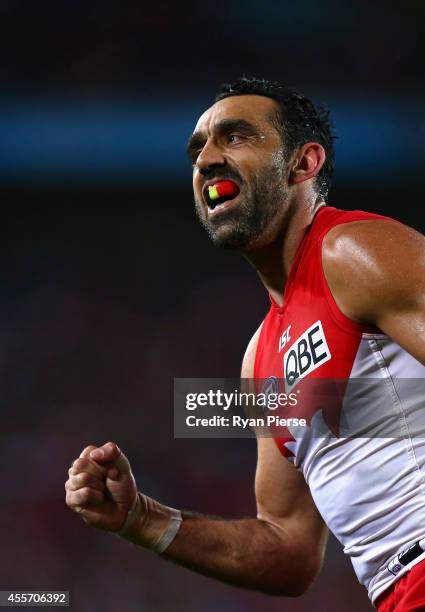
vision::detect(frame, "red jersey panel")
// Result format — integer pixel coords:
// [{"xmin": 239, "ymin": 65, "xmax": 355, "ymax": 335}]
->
[{"xmin": 253, "ymin": 206, "xmax": 425, "ymax": 604}]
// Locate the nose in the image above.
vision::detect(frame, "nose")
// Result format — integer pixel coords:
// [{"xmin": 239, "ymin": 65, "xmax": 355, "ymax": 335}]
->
[{"xmin": 196, "ymin": 138, "xmax": 226, "ymax": 175}]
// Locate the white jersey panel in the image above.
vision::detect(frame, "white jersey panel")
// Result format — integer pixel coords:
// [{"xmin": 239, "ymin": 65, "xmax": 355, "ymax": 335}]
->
[{"xmin": 284, "ymin": 334, "xmax": 425, "ymax": 603}]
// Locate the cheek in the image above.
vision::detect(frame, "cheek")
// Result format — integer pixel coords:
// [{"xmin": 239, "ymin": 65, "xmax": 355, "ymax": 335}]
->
[
  {"xmin": 193, "ymin": 191, "xmax": 204, "ymax": 215},
  {"xmin": 193, "ymin": 169, "xmax": 202, "ymax": 190}
]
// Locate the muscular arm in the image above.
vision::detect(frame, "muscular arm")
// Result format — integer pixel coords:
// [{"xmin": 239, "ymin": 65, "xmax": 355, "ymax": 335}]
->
[
  {"xmin": 133, "ymin": 325, "xmax": 327, "ymax": 595},
  {"xmin": 66, "ymin": 326, "xmax": 328, "ymax": 596},
  {"xmin": 322, "ymin": 219, "xmax": 425, "ymax": 364},
  {"xmin": 156, "ymin": 437, "xmax": 327, "ymax": 596}
]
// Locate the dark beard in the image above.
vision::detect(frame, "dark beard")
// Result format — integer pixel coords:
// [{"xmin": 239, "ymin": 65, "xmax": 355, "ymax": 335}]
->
[{"xmin": 195, "ymin": 154, "xmax": 288, "ymax": 249}]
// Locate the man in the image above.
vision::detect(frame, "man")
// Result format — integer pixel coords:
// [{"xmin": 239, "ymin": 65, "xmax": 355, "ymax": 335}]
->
[{"xmin": 65, "ymin": 77, "xmax": 425, "ymax": 610}]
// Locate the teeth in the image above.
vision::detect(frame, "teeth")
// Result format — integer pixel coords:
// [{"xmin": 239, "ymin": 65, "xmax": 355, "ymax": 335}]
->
[{"xmin": 207, "ymin": 194, "xmax": 230, "ymax": 209}]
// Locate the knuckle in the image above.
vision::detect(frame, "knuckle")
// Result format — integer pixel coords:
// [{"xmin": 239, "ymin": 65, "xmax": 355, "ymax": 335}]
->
[
  {"xmin": 78, "ymin": 487, "xmax": 91, "ymax": 503},
  {"xmin": 79, "ymin": 445, "xmax": 97, "ymax": 459},
  {"xmin": 67, "ymin": 477, "xmax": 79, "ymax": 491},
  {"xmin": 71, "ymin": 457, "xmax": 105, "ymax": 479},
  {"xmin": 82, "ymin": 445, "xmax": 97, "ymax": 454},
  {"xmin": 77, "ymin": 472, "xmax": 91, "ymax": 486},
  {"xmin": 71, "ymin": 458, "xmax": 84, "ymax": 472},
  {"xmin": 65, "ymin": 491, "xmax": 76, "ymax": 507}
]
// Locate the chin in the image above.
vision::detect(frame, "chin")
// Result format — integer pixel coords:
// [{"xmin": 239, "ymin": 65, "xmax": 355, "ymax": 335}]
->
[{"xmin": 209, "ymin": 227, "xmax": 252, "ymax": 249}]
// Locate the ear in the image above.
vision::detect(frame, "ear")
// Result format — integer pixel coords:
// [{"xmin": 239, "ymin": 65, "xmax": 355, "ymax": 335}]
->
[{"xmin": 289, "ymin": 142, "xmax": 326, "ymax": 186}]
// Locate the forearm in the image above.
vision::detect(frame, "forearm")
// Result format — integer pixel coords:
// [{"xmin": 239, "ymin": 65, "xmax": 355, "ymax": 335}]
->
[
  {"xmin": 165, "ymin": 512, "xmax": 311, "ymax": 596},
  {"xmin": 122, "ymin": 494, "xmax": 314, "ymax": 596}
]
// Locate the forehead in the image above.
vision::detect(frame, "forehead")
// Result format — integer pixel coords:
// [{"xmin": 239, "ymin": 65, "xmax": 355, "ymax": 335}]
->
[{"xmin": 194, "ymin": 94, "xmax": 278, "ymax": 134}]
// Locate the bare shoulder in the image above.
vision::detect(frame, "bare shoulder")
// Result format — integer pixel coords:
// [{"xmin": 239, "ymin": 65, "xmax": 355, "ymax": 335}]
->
[
  {"xmin": 322, "ymin": 218, "xmax": 425, "ymax": 324},
  {"xmin": 241, "ymin": 322, "xmax": 264, "ymax": 378},
  {"xmin": 323, "ymin": 218, "xmax": 425, "ymax": 265}
]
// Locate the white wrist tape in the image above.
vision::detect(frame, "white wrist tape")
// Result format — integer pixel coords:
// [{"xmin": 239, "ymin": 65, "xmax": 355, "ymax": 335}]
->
[
  {"xmin": 150, "ymin": 506, "xmax": 182, "ymax": 555},
  {"xmin": 117, "ymin": 492, "xmax": 183, "ymax": 554}
]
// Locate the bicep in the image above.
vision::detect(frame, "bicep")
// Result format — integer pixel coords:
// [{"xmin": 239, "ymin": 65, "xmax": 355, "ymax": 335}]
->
[
  {"xmin": 377, "ymin": 299, "xmax": 425, "ymax": 365},
  {"xmin": 323, "ymin": 219, "xmax": 425, "ymax": 365},
  {"xmin": 367, "ymin": 222, "xmax": 425, "ymax": 363}
]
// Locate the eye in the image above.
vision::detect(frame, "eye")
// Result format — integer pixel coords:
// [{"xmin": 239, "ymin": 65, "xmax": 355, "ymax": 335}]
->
[{"xmin": 227, "ymin": 133, "xmax": 244, "ymax": 144}]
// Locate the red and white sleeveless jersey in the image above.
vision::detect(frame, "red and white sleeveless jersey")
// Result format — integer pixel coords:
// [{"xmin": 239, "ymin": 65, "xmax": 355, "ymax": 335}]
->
[{"xmin": 254, "ymin": 206, "xmax": 425, "ymax": 604}]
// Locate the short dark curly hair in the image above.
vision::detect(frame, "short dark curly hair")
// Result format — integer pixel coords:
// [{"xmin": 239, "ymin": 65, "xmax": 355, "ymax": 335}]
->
[{"xmin": 215, "ymin": 76, "xmax": 335, "ymax": 202}]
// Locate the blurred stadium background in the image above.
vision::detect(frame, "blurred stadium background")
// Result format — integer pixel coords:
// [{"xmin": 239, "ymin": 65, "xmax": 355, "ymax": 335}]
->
[{"xmin": 0, "ymin": 2, "xmax": 424, "ymax": 610}]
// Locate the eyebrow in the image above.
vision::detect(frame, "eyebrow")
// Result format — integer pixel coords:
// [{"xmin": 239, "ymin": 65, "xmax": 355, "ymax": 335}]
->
[{"xmin": 186, "ymin": 118, "xmax": 258, "ymax": 160}]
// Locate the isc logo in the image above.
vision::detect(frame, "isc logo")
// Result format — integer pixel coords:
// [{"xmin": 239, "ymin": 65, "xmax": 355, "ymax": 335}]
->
[
  {"xmin": 283, "ymin": 320, "xmax": 331, "ymax": 390},
  {"xmin": 278, "ymin": 324, "xmax": 292, "ymax": 352}
]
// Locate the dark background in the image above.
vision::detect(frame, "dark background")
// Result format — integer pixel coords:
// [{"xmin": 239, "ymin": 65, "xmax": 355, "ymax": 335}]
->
[{"xmin": 0, "ymin": 2, "xmax": 424, "ymax": 611}]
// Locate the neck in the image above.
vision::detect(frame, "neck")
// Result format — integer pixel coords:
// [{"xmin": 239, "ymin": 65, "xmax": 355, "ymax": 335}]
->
[{"xmin": 242, "ymin": 200, "xmax": 325, "ymax": 307}]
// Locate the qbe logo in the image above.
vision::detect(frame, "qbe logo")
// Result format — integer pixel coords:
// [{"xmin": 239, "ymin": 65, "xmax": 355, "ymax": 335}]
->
[{"xmin": 283, "ymin": 320, "xmax": 331, "ymax": 391}]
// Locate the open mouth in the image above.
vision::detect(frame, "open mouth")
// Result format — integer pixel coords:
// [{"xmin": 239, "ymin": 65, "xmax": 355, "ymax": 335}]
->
[{"xmin": 203, "ymin": 180, "xmax": 241, "ymax": 216}]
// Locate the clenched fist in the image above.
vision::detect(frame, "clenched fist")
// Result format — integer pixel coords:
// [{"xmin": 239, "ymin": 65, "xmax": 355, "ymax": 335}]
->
[{"xmin": 65, "ymin": 442, "xmax": 138, "ymax": 533}]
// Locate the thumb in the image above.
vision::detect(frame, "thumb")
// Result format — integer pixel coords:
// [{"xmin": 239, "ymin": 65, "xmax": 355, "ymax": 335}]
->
[{"xmin": 90, "ymin": 442, "xmax": 130, "ymax": 473}]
